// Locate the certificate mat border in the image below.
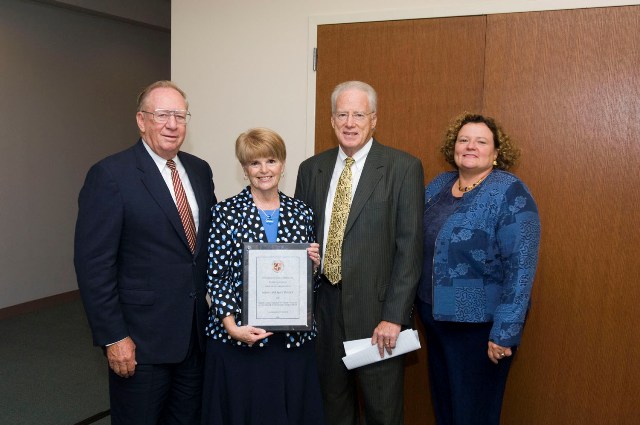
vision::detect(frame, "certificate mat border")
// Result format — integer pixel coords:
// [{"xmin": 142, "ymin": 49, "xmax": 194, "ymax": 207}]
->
[{"xmin": 242, "ymin": 242, "xmax": 312, "ymax": 331}]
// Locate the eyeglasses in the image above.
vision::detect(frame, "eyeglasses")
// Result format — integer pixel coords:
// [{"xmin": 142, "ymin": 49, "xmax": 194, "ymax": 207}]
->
[
  {"xmin": 333, "ymin": 111, "xmax": 374, "ymax": 123},
  {"xmin": 141, "ymin": 109, "xmax": 191, "ymax": 125}
]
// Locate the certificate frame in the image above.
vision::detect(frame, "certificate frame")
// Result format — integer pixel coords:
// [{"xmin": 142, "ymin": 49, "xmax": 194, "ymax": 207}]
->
[{"xmin": 242, "ymin": 242, "xmax": 312, "ymax": 331}]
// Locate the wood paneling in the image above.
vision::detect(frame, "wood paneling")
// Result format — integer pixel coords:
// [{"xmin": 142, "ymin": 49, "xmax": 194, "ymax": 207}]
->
[
  {"xmin": 316, "ymin": 17, "xmax": 486, "ymax": 184},
  {"xmin": 315, "ymin": 5, "xmax": 640, "ymax": 424},
  {"xmin": 484, "ymin": 7, "xmax": 640, "ymax": 424}
]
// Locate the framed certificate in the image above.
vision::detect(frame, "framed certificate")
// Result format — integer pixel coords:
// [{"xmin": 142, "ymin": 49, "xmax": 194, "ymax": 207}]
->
[{"xmin": 242, "ymin": 242, "xmax": 312, "ymax": 331}]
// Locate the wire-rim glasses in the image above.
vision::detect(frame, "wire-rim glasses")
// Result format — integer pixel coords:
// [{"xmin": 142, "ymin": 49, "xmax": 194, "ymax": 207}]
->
[
  {"xmin": 141, "ymin": 109, "xmax": 191, "ymax": 125},
  {"xmin": 333, "ymin": 111, "xmax": 374, "ymax": 123}
]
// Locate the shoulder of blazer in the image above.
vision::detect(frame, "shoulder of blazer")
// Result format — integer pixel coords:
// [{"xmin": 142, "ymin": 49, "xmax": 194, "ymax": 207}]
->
[
  {"xmin": 215, "ymin": 186, "xmax": 252, "ymax": 212},
  {"xmin": 177, "ymin": 149, "xmax": 210, "ymax": 171},
  {"xmin": 300, "ymin": 147, "xmax": 339, "ymax": 170},
  {"xmin": 426, "ymin": 172, "xmax": 457, "ymax": 200},
  {"xmin": 369, "ymin": 139, "xmax": 421, "ymax": 166},
  {"xmin": 92, "ymin": 140, "xmax": 139, "ymax": 167},
  {"xmin": 84, "ymin": 140, "xmax": 145, "ymax": 182},
  {"xmin": 279, "ymin": 191, "xmax": 313, "ymax": 217}
]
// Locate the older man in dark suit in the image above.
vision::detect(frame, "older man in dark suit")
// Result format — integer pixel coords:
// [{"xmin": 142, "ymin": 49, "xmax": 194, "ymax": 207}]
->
[
  {"xmin": 295, "ymin": 81, "xmax": 423, "ymax": 425},
  {"xmin": 74, "ymin": 80, "xmax": 216, "ymax": 424}
]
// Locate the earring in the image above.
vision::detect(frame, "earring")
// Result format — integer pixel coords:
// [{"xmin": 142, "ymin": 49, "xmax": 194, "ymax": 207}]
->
[
  {"xmin": 493, "ymin": 160, "xmax": 498, "ymax": 166},
  {"xmin": 281, "ymin": 172, "xmax": 285, "ymax": 178},
  {"xmin": 243, "ymin": 175, "xmax": 248, "ymax": 180}
]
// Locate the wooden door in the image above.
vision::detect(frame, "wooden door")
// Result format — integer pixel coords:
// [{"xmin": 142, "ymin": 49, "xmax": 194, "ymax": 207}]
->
[
  {"xmin": 315, "ymin": 5, "xmax": 640, "ymax": 424},
  {"xmin": 484, "ymin": 7, "xmax": 640, "ymax": 424}
]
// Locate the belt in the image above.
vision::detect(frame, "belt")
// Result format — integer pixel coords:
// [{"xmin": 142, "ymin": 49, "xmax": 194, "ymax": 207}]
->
[{"xmin": 319, "ymin": 273, "xmax": 342, "ymax": 291}]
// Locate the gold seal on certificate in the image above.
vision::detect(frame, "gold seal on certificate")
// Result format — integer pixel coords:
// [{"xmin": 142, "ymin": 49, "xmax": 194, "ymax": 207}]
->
[{"xmin": 242, "ymin": 243, "xmax": 313, "ymax": 331}]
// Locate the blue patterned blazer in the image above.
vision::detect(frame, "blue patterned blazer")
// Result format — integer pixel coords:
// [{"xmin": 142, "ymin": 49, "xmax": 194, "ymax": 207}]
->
[
  {"xmin": 206, "ymin": 187, "xmax": 317, "ymax": 348},
  {"xmin": 425, "ymin": 170, "xmax": 541, "ymax": 347}
]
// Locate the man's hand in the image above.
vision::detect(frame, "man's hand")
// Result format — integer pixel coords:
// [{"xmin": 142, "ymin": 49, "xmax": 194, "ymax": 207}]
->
[
  {"xmin": 106, "ymin": 336, "xmax": 137, "ymax": 378},
  {"xmin": 371, "ymin": 321, "xmax": 401, "ymax": 358}
]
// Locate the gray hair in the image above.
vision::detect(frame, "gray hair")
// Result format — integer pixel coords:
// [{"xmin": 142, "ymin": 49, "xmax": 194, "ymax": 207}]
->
[
  {"xmin": 330, "ymin": 81, "xmax": 377, "ymax": 113},
  {"xmin": 137, "ymin": 80, "xmax": 188, "ymax": 111}
]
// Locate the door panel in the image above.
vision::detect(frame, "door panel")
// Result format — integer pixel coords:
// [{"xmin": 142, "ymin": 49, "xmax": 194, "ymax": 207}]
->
[
  {"xmin": 484, "ymin": 7, "xmax": 640, "ymax": 424},
  {"xmin": 314, "ymin": 6, "xmax": 640, "ymax": 424}
]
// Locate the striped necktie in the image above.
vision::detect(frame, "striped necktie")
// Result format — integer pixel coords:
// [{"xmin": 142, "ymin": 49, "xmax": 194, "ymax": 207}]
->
[{"xmin": 167, "ymin": 159, "xmax": 196, "ymax": 253}]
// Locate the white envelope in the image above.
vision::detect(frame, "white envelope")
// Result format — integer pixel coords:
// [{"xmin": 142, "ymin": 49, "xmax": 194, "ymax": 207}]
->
[{"xmin": 341, "ymin": 329, "xmax": 421, "ymax": 370}]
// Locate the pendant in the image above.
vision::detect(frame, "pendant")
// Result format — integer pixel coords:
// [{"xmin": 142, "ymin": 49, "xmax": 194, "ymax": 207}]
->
[{"xmin": 264, "ymin": 215, "xmax": 274, "ymax": 224}]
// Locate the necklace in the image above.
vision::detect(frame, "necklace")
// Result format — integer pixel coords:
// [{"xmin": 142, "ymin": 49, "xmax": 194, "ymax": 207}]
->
[
  {"xmin": 458, "ymin": 174, "xmax": 488, "ymax": 193},
  {"xmin": 257, "ymin": 206, "xmax": 279, "ymax": 224}
]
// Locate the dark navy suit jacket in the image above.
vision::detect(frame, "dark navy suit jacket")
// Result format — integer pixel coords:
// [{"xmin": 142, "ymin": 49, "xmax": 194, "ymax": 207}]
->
[{"xmin": 74, "ymin": 139, "xmax": 216, "ymax": 364}]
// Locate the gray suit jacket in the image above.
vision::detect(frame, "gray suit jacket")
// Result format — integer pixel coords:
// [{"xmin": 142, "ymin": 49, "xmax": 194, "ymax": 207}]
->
[{"xmin": 295, "ymin": 140, "xmax": 424, "ymax": 339}]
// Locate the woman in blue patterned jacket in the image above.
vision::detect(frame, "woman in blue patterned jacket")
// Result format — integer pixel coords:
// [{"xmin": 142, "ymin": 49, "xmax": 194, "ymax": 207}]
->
[
  {"xmin": 202, "ymin": 128, "xmax": 324, "ymax": 425},
  {"xmin": 417, "ymin": 113, "xmax": 541, "ymax": 425}
]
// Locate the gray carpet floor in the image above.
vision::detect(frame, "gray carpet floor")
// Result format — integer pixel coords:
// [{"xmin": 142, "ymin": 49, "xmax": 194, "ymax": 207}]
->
[{"xmin": 0, "ymin": 298, "xmax": 110, "ymax": 424}]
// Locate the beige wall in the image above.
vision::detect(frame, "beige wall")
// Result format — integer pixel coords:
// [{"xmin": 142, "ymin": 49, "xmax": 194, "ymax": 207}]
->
[{"xmin": 172, "ymin": 0, "xmax": 638, "ymax": 201}]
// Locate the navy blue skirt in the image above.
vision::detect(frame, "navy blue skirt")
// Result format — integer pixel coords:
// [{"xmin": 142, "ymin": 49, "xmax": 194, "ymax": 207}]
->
[{"xmin": 202, "ymin": 334, "xmax": 325, "ymax": 425}]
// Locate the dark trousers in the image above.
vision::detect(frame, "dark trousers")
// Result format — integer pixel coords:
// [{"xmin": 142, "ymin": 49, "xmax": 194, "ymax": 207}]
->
[
  {"xmin": 417, "ymin": 299, "xmax": 515, "ymax": 425},
  {"xmin": 315, "ymin": 280, "xmax": 405, "ymax": 425},
  {"xmin": 108, "ymin": 321, "xmax": 203, "ymax": 425}
]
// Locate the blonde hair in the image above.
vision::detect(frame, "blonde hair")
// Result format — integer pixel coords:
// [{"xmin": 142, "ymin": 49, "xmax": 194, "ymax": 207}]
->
[{"xmin": 235, "ymin": 128, "xmax": 286, "ymax": 166}]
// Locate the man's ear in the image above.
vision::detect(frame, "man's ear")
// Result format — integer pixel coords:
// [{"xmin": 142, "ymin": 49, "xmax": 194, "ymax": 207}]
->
[{"xmin": 136, "ymin": 112, "xmax": 146, "ymax": 134}]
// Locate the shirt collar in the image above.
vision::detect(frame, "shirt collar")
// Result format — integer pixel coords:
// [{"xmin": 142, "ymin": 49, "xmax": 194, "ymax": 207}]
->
[
  {"xmin": 141, "ymin": 138, "xmax": 182, "ymax": 171},
  {"xmin": 337, "ymin": 138, "xmax": 373, "ymax": 164}
]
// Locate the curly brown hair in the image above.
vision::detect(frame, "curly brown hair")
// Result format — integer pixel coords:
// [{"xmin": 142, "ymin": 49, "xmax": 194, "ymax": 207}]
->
[{"xmin": 440, "ymin": 112, "xmax": 520, "ymax": 171}]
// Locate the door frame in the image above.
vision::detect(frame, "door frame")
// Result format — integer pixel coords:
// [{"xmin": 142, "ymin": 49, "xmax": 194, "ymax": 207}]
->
[{"xmin": 304, "ymin": 0, "xmax": 637, "ymax": 157}]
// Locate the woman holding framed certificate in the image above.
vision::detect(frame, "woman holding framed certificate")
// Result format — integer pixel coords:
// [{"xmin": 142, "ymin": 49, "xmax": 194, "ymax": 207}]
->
[{"xmin": 202, "ymin": 128, "xmax": 324, "ymax": 425}]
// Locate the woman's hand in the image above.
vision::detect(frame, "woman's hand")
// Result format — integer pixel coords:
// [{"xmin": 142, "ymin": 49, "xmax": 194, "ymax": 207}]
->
[
  {"xmin": 488, "ymin": 341, "xmax": 513, "ymax": 364},
  {"xmin": 307, "ymin": 243, "xmax": 321, "ymax": 270},
  {"xmin": 222, "ymin": 316, "xmax": 273, "ymax": 347}
]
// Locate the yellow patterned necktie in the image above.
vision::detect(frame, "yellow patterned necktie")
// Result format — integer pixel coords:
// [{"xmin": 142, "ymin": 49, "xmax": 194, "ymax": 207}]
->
[{"xmin": 324, "ymin": 157, "xmax": 355, "ymax": 284}]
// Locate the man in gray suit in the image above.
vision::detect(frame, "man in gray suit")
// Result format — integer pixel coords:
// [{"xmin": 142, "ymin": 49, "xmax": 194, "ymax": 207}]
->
[{"xmin": 295, "ymin": 81, "xmax": 424, "ymax": 425}]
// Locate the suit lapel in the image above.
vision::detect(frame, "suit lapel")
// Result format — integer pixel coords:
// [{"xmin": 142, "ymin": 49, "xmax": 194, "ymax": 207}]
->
[
  {"xmin": 237, "ymin": 188, "xmax": 267, "ymax": 243},
  {"xmin": 345, "ymin": 141, "xmax": 384, "ymax": 235},
  {"xmin": 277, "ymin": 192, "xmax": 292, "ymax": 242},
  {"xmin": 134, "ymin": 140, "xmax": 192, "ymax": 253},
  {"xmin": 315, "ymin": 150, "xmax": 338, "ymax": 248}
]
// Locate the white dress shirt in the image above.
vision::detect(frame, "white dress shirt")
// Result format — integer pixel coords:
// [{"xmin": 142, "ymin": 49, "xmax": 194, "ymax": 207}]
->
[
  {"xmin": 142, "ymin": 140, "xmax": 200, "ymax": 231},
  {"xmin": 321, "ymin": 138, "xmax": 373, "ymax": 262}
]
